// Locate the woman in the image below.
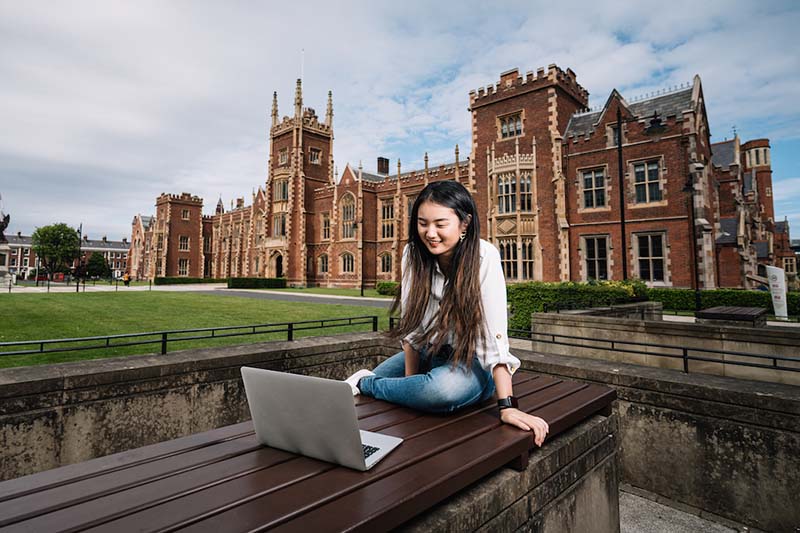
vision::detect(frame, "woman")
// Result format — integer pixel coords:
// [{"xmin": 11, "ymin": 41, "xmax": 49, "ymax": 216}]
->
[{"xmin": 346, "ymin": 180, "xmax": 548, "ymax": 447}]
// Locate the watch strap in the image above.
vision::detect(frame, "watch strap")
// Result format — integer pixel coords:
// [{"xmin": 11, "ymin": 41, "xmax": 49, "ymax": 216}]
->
[{"xmin": 497, "ymin": 396, "xmax": 518, "ymax": 410}]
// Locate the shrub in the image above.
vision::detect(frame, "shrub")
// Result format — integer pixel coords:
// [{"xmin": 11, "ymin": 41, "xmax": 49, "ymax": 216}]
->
[
  {"xmin": 648, "ymin": 288, "xmax": 800, "ymax": 316},
  {"xmin": 227, "ymin": 277, "xmax": 287, "ymax": 289},
  {"xmin": 376, "ymin": 281, "xmax": 399, "ymax": 296},
  {"xmin": 153, "ymin": 277, "xmax": 226, "ymax": 285},
  {"xmin": 506, "ymin": 280, "xmax": 645, "ymax": 331}
]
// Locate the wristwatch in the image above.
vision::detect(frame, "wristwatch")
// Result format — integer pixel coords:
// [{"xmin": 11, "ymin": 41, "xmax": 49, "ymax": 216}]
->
[{"xmin": 497, "ymin": 396, "xmax": 518, "ymax": 410}]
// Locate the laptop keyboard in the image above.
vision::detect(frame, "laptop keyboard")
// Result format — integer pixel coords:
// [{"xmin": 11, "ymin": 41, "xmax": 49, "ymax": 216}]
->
[{"xmin": 362, "ymin": 444, "xmax": 380, "ymax": 459}]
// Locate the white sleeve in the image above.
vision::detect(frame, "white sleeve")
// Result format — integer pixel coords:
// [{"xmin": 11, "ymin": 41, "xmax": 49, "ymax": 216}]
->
[{"xmin": 478, "ymin": 243, "xmax": 520, "ymax": 374}]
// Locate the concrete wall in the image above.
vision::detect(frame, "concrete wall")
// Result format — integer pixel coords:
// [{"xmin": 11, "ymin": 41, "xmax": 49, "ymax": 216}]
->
[
  {"xmin": 399, "ymin": 414, "xmax": 619, "ymax": 533},
  {"xmin": 0, "ymin": 333, "xmax": 392, "ymax": 480},
  {"xmin": 517, "ymin": 348, "xmax": 800, "ymax": 532},
  {"xmin": 530, "ymin": 312, "xmax": 800, "ymax": 386}
]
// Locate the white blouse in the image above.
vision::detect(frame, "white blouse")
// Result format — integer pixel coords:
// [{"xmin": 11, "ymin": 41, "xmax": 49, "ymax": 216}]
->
[{"xmin": 400, "ymin": 239, "xmax": 521, "ymax": 374}]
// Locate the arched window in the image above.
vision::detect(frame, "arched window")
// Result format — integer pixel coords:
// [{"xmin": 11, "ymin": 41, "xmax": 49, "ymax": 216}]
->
[
  {"xmin": 520, "ymin": 173, "xmax": 532, "ymax": 212},
  {"xmin": 380, "ymin": 253, "xmax": 392, "ymax": 273},
  {"xmin": 319, "ymin": 254, "xmax": 328, "ymax": 273},
  {"xmin": 341, "ymin": 252, "xmax": 354, "ymax": 273},
  {"xmin": 341, "ymin": 195, "xmax": 355, "ymax": 239}
]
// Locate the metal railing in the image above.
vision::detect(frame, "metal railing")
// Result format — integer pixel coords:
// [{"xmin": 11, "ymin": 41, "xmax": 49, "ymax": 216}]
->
[
  {"xmin": 509, "ymin": 328, "xmax": 799, "ymax": 374},
  {"xmin": 0, "ymin": 315, "xmax": 379, "ymax": 358}
]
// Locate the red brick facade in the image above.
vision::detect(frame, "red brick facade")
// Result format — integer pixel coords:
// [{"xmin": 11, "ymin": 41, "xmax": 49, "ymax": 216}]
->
[{"xmin": 128, "ymin": 64, "xmax": 787, "ymax": 289}]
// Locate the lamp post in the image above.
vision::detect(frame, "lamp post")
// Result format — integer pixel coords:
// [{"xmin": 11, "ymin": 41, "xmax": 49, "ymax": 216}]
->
[{"xmin": 682, "ymin": 159, "xmax": 704, "ymax": 312}]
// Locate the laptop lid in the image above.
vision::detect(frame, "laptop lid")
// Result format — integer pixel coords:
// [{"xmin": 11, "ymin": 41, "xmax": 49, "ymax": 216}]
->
[{"xmin": 241, "ymin": 367, "xmax": 369, "ymax": 470}]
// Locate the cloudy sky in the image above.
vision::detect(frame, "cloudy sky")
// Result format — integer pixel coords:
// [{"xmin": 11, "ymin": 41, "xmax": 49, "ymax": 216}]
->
[{"xmin": 1, "ymin": 0, "xmax": 798, "ymax": 241}]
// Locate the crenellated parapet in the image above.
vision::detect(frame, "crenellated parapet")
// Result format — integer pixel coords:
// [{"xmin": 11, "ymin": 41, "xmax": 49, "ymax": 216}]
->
[
  {"xmin": 469, "ymin": 64, "xmax": 589, "ymax": 110},
  {"xmin": 156, "ymin": 192, "xmax": 203, "ymax": 205}
]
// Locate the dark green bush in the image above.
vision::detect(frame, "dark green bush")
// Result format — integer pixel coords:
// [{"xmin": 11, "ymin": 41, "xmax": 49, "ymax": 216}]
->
[
  {"xmin": 376, "ymin": 281, "xmax": 399, "ymax": 296},
  {"xmin": 648, "ymin": 288, "xmax": 800, "ymax": 316},
  {"xmin": 227, "ymin": 277, "xmax": 287, "ymax": 289},
  {"xmin": 507, "ymin": 280, "xmax": 644, "ymax": 331},
  {"xmin": 153, "ymin": 277, "xmax": 226, "ymax": 285}
]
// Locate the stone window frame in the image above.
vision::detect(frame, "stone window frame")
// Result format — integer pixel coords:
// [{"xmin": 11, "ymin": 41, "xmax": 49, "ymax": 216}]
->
[
  {"xmin": 576, "ymin": 165, "xmax": 611, "ymax": 213},
  {"xmin": 519, "ymin": 172, "xmax": 533, "ymax": 212},
  {"xmin": 321, "ymin": 212, "xmax": 331, "ymax": 240},
  {"xmin": 497, "ymin": 239, "xmax": 518, "ymax": 280},
  {"xmin": 497, "ymin": 173, "xmax": 516, "ymax": 214},
  {"xmin": 272, "ymin": 213, "xmax": 286, "ymax": 238},
  {"xmin": 628, "ymin": 156, "xmax": 668, "ymax": 209},
  {"xmin": 178, "ymin": 258, "xmax": 189, "ymax": 276},
  {"xmin": 309, "ymin": 148, "xmax": 322, "ymax": 165},
  {"xmin": 497, "ymin": 110, "xmax": 524, "ymax": 141},
  {"xmin": 273, "ymin": 180, "xmax": 289, "ymax": 202},
  {"xmin": 340, "ymin": 194, "xmax": 356, "ymax": 240},
  {"xmin": 379, "ymin": 252, "xmax": 392, "ymax": 274},
  {"xmin": 606, "ymin": 123, "xmax": 625, "ymax": 149},
  {"xmin": 278, "ymin": 148, "xmax": 289, "ymax": 166},
  {"xmin": 181, "ymin": 209, "xmax": 190, "ymax": 221},
  {"xmin": 633, "ymin": 231, "xmax": 671, "ymax": 286},
  {"xmin": 783, "ymin": 257, "xmax": 796, "ymax": 274},
  {"xmin": 579, "ymin": 234, "xmax": 611, "ymax": 281},
  {"xmin": 318, "ymin": 253, "xmax": 329, "ymax": 274},
  {"xmin": 521, "ymin": 239, "xmax": 535, "ymax": 280},
  {"xmin": 380, "ymin": 199, "xmax": 395, "ymax": 240},
  {"xmin": 341, "ymin": 252, "xmax": 354, "ymax": 273},
  {"xmin": 179, "ymin": 235, "xmax": 190, "ymax": 251}
]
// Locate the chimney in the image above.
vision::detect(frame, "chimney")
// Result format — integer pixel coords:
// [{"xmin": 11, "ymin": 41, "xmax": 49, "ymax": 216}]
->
[
  {"xmin": 102, "ymin": 235, "xmax": 107, "ymax": 242},
  {"xmin": 83, "ymin": 235, "xmax": 89, "ymax": 241},
  {"xmin": 17, "ymin": 231, "xmax": 21, "ymax": 237},
  {"xmin": 377, "ymin": 157, "xmax": 389, "ymax": 175},
  {"xmin": 122, "ymin": 238, "xmax": 128, "ymax": 244},
  {"xmin": 236, "ymin": 197, "xmax": 245, "ymax": 209}
]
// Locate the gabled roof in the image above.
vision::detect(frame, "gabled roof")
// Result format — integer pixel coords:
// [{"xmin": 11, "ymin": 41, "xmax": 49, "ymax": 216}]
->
[
  {"xmin": 565, "ymin": 86, "xmax": 694, "ymax": 138},
  {"xmin": 716, "ymin": 217, "xmax": 737, "ymax": 244},
  {"xmin": 711, "ymin": 140, "xmax": 736, "ymax": 169}
]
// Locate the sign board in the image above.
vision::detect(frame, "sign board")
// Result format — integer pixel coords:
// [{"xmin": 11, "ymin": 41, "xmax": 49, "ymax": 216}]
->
[{"xmin": 765, "ymin": 265, "xmax": 788, "ymax": 320}]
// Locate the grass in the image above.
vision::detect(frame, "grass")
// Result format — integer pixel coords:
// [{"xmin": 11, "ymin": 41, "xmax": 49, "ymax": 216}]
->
[{"xmin": 0, "ymin": 292, "xmax": 392, "ymax": 368}]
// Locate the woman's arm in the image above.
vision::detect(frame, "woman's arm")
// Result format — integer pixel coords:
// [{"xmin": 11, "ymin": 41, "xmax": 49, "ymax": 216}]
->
[
  {"xmin": 492, "ymin": 365, "xmax": 549, "ymax": 447},
  {"xmin": 402, "ymin": 340, "xmax": 420, "ymax": 376}
]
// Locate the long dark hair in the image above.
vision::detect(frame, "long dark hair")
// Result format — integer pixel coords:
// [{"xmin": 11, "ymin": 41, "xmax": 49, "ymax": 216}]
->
[{"xmin": 388, "ymin": 180, "xmax": 485, "ymax": 369}]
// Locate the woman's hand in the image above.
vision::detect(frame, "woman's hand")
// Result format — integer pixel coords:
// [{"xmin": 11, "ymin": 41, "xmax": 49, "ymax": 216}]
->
[{"xmin": 500, "ymin": 408, "xmax": 549, "ymax": 447}]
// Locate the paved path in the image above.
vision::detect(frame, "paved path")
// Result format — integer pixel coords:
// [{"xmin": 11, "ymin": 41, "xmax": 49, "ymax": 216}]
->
[{"xmin": 195, "ymin": 289, "xmax": 393, "ymax": 308}]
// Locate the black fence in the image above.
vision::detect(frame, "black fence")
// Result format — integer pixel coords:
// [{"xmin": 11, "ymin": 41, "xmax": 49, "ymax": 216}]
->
[
  {"xmin": 508, "ymin": 328, "xmax": 799, "ymax": 375},
  {"xmin": 0, "ymin": 316, "xmax": 379, "ymax": 358}
]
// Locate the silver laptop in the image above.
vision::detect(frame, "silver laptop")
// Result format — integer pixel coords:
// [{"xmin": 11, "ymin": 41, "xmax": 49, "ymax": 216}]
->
[{"xmin": 240, "ymin": 367, "xmax": 403, "ymax": 471}]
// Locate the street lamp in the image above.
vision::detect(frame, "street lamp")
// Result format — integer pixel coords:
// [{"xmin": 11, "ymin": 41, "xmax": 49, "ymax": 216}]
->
[{"xmin": 682, "ymin": 157, "xmax": 705, "ymax": 312}]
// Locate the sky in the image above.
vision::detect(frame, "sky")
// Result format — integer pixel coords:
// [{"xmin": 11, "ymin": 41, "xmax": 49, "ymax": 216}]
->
[{"xmin": 1, "ymin": 0, "xmax": 799, "ymax": 241}]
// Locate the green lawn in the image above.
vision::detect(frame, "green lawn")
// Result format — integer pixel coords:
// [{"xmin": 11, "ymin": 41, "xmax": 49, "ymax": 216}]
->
[{"xmin": 0, "ymin": 292, "xmax": 392, "ymax": 368}]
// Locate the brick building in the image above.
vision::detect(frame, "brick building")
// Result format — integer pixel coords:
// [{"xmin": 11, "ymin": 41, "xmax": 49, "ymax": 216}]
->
[
  {"xmin": 129, "ymin": 64, "xmax": 787, "ymax": 289},
  {"xmin": 6, "ymin": 232, "xmax": 129, "ymax": 279}
]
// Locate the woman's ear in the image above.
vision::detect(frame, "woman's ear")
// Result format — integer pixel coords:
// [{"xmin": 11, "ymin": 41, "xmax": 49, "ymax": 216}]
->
[{"xmin": 460, "ymin": 214, "xmax": 472, "ymax": 233}]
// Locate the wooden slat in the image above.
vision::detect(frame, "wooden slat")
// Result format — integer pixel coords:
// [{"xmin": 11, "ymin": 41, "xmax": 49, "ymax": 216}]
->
[{"xmin": 0, "ymin": 421, "xmax": 254, "ymax": 502}]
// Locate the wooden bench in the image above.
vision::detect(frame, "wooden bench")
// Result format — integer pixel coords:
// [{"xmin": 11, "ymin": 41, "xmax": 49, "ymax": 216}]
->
[
  {"xmin": 0, "ymin": 371, "xmax": 615, "ymax": 532},
  {"xmin": 696, "ymin": 306, "xmax": 767, "ymax": 327}
]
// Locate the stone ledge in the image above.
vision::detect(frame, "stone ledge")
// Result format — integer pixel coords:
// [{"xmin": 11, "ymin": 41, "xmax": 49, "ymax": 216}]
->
[{"xmin": 398, "ymin": 414, "xmax": 619, "ymax": 532}]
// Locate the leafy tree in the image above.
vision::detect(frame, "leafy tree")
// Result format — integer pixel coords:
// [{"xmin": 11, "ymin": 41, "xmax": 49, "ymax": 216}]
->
[
  {"xmin": 31, "ymin": 223, "xmax": 81, "ymax": 279},
  {"xmin": 86, "ymin": 251, "xmax": 111, "ymax": 278}
]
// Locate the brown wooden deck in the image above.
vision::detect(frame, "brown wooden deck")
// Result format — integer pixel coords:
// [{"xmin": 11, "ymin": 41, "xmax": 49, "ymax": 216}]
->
[{"xmin": 0, "ymin": 371, "xmax": 615, "ymax": 532}]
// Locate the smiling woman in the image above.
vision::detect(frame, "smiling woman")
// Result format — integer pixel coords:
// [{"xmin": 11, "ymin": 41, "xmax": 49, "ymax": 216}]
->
[{"xmin": 346, "ymin": 181, "xmax": 549, "ymax": 446}]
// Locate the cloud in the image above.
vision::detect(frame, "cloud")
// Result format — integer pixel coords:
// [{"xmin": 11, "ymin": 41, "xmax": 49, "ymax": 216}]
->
[{"xmin": 1, "ymin": 0, "xmax": 798, "ymax": 241}]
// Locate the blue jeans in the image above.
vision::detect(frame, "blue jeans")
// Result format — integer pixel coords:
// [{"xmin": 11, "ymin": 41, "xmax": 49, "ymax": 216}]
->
[{"xmin": 357, "ymin": 346, "xmax": 495, "ymax": 414}]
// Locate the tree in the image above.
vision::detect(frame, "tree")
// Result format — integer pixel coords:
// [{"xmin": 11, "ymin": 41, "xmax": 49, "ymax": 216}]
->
[
  {"xmin": 31, "ymin": 223, "xmax": 80, "ymax": 279},
  {"xmin": 86, "ymin": 251, "xmax": 111, "ymax": 278}
]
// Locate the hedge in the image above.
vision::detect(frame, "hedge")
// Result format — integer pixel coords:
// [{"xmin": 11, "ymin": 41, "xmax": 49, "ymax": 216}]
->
[
  {"xmin": 153, "ymin": 277, "xmax": 227, "ymax": 285},
  {"xmin": 227, "ymin": 277, "xmax": 287, "ymax": 289},
  {"xmin": 648, "ymin": 288, "xmax": 800, "ymax": 316},
  {"xmin": 376, "ymin": 281, "xmax": 399, "ymax": 296},
  {"xmin": 507, "ymin": 280, "xmax": 646, "ymax": 331}
]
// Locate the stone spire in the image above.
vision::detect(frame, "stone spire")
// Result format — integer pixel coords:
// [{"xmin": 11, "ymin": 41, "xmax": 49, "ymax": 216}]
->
[
  {"xmin": 325, "ymin": 90, "xmax": 333, "ymax": 128},
  {"xmin": 454, "ymin": 144, "xmax": 460, "ymax": 180},
  {"xmin": 294, "ymin": 78, "xmax": 303, "ymax": 118},
  {"xmin": 271, "ymin": 91, "xmax": 279, "ymax": 127},
  {"xmin": 424, "ymin": 152, "xmax": 429, "ymax": 186}
]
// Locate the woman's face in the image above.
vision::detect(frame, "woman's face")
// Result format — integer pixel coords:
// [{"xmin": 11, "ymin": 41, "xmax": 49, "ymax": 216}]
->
[{"xmin": 416, "ymin": 200, "xmax": 469, "ymax": 261}]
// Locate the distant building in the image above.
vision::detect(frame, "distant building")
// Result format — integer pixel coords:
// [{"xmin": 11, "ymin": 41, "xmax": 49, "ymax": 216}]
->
[
  {"xmin": 6, "ymin": 232, "xmax": 129, "ymax": 279},
  {"xmin": 129, "ymin": 64, "xmax": 788, "ymax": 289}
]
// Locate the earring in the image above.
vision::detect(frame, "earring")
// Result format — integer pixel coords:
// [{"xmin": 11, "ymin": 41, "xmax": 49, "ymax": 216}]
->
[{"xmin": 459, "ymin": 231, "xmax": 467, "ymax": 242}]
